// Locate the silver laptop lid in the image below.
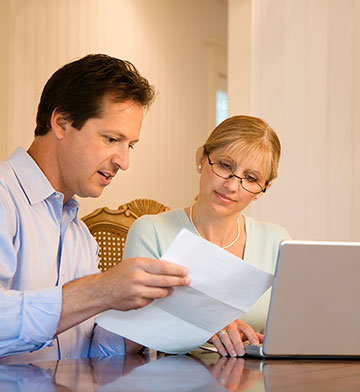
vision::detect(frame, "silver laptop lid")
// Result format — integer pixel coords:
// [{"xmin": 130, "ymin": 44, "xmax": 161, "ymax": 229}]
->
[{"xmin": 262, "ymin": 240, "xmax": 360, "ymax": 357}]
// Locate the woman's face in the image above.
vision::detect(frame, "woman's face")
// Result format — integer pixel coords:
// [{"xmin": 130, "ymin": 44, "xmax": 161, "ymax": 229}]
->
[{"xmin": 196, "ymin": 146, "xmax": 269, "ymax": 217}]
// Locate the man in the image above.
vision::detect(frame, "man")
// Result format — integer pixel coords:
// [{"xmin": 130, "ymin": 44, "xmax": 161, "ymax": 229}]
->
[{"xmin": 0, "ymin": 54, "xmax": 190, "ymax": 363}]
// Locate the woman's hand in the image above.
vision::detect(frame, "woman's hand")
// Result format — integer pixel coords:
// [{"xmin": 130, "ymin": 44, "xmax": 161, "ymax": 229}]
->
[{"xmin": 209, "ymin": 319, "xmax": 263, "ymax": 357}]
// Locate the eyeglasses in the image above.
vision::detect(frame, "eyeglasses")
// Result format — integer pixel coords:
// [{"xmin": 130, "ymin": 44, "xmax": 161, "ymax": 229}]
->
[{"xmin": 206, "ymin": 153, "xmax": 268, "ymax": 194}]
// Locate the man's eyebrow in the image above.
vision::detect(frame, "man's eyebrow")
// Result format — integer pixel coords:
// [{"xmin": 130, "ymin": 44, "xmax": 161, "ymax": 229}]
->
[{"xmin": 102, "ymin": 130, "xmax": 139, "ymax": 144}]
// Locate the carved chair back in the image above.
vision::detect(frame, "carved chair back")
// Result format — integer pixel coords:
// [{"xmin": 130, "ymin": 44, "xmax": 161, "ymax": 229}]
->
[{"xmin": 82, "ymin": 199, "xmax": 169, "ymax": 271}]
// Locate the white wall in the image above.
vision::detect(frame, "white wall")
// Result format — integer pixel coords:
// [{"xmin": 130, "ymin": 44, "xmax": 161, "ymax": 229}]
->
[
  {"xmin": 228, "ymin": 0, "xmax": 360, "ymax": 242},
  {"xmin": 3, "ymin": 0, "xmax": 227, "ymax": 216},
  {"xmin": 6, "ymin": 0, "xmax": 357, "ymax": 241}
]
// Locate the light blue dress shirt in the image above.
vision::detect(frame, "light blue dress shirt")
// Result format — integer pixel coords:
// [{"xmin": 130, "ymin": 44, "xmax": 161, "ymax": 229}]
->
[{"xmin": 0, "ymin": 147, "xmax": 124, "ymax": 363}]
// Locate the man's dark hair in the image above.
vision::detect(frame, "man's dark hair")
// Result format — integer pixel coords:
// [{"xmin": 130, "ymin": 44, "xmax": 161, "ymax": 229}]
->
[{"xmin": 35, "ymin": 54, "xmax": 155, "ymax": 136}]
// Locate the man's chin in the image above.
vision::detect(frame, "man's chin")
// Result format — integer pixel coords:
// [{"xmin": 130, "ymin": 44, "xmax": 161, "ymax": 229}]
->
[{"xmin": 78, "ymin": 187, "xmax": 105, "ymax": 199}]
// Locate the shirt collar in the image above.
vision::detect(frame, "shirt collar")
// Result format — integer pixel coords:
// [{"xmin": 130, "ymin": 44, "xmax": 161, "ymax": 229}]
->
[{"xmin": 7, "ymin": 147, "xmax": 80, "ymax": 221}]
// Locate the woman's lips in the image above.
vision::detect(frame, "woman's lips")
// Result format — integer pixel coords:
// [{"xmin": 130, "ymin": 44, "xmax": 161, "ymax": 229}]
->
[{"xmin": 215, "ymin": 191, "xmax": 236, "ymax": 203}]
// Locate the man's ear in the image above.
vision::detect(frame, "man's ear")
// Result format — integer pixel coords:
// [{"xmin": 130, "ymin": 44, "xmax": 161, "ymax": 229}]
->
[
  {"xmin": 195, "ymin": 147, "xmax": 205, "ymax": 173},
  {"xmin": 50, "ymin": 109, "xmax": 69, "ymax": 140}
]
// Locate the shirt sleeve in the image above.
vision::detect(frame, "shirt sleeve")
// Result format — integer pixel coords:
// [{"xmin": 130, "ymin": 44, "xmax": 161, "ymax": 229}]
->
[
  {"xmin": 0, "ymin": 196, "xmax": 62, "ymax": 358},
  {"xmin": 0, "ymin": 288, "xmax": 62, "ymax": 357}
]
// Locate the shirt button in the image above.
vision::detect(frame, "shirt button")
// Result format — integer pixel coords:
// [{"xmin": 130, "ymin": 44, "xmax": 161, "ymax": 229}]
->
[
  {"xmin": 61, "ymin": 272, "xmax": 65, "ymax": 277},
  {"xmin": 54, "ymin": 194, "xmax": 60, "ymax": 199}
]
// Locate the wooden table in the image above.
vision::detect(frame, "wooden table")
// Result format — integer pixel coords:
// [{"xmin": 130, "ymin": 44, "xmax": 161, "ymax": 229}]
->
[{"xmin": 1, "ymin": 350, "xmax": 359, "ymax": 391}]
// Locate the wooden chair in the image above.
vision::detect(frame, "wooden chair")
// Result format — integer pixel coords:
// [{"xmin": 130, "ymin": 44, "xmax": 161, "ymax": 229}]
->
[{"xmin": 82, "ymin": 199, "xmax": 169, "ymax": 272}]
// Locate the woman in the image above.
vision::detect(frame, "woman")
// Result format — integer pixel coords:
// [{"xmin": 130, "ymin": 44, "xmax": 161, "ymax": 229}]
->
[{"xmin": 123, "ymin": 115, "xmax": 290, "ymax": 356}]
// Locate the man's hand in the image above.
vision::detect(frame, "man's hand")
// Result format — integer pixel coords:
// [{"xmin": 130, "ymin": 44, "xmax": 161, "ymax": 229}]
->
[
  {"xmin": 99, "ymin": 257, "xmax": 191, "ymax": 311},
  {"xmin": 57, "ymin": 257, "xmax": 190, "ymax": 334}
]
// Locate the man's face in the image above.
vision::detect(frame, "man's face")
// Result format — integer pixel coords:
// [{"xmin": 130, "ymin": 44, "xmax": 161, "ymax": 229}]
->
[{"xmin": 56, "ymin": 98, "xmax": 143, "ymax": 202}]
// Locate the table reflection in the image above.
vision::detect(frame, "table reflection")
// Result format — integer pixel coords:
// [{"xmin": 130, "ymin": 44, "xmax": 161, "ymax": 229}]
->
[
  {"xmin": 1, "ymin": 352, "xmax": 360, "ymax": 391},
  {"xmin": 0, "ymin": 353, "xmax": 262, "ymax": 392},
  {"xmin": 208, "ymin": 356, "xmax": 263, "ymax": 392}
]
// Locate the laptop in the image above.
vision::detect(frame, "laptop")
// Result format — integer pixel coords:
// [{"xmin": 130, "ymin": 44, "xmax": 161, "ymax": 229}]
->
[{"xmin": 245, "ymin": 240, "xmax": 360, "ymax": 358}]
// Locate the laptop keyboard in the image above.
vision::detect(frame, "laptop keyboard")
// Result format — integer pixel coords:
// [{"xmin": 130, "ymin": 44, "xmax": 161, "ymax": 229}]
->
[{"xmin": 244, "ymin": 342, "xmax": 263, "ymax": 348}]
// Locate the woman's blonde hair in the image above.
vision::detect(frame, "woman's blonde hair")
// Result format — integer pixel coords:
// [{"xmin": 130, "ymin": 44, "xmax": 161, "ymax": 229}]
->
[{"xmin": 203, "ymin": 115, "xmax": 281, "ymax": 183}]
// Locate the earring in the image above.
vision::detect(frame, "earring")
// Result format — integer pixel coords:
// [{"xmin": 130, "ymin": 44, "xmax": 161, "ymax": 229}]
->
[{"xmin": 198, "ymin": 165, "xmax": 202, "ymax": 171}]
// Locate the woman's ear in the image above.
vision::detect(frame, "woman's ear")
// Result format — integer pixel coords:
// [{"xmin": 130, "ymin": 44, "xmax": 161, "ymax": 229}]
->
[
  {"xmin": 195, "ymin": 147, "xmax": 205, "ymax": 173},
  {"xmin": 253, "ymin": 181, "xmax": 273, "ymax": 201},
  {"xmin": 50, "ymin": 109, "xmax": 68, "ymax": 140},
  {"xmin": 265, "ymin": 181, "xmax": 273, "ymax": 192}
]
